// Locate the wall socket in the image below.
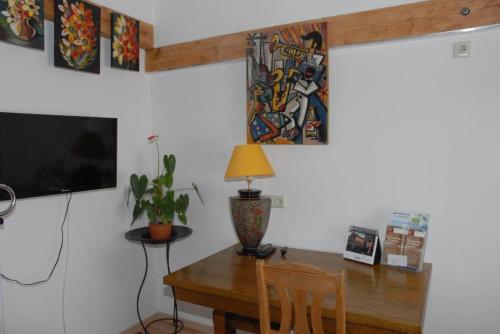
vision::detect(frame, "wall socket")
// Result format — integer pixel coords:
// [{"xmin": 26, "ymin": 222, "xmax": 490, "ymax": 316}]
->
[{"xmin": 269, "ymin": 195, "xmax": 287, "ymax": 208}]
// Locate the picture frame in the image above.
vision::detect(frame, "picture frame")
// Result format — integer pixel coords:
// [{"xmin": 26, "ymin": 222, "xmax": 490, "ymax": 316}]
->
[
  {"xmin": 344, "ymin": 226, "xmax": 381, "ymax": 265},
  {"xmin": 111, "ymin": 12, "xmax": 140, "ymax": 71},
  {"xmin": 54, "ymin": 0, "xmax": 100, "ymax": 74},
  {"xmin": 0, "ymin": 0, "xmax": 44, "ymax": 49},
  {"xmin": 246, "ymin": 22, "xmax": 329, "ymax": 145}
]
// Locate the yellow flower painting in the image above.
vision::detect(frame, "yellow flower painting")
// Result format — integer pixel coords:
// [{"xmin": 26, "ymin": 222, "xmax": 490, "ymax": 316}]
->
[{"xmin": 0, "ymin": 0, "xmax": 44, "ymax": 49}]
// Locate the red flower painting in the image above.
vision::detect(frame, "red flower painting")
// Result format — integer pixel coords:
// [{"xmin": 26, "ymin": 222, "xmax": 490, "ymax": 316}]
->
[{"xmin": 111, "ymin": 13, "xmax": 139, "ymax": 71}]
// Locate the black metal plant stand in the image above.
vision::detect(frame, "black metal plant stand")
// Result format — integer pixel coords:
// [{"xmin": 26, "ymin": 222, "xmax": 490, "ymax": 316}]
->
[{"xmin": 125, "ymin": 226, "xmax": 193, "ymax": 334}]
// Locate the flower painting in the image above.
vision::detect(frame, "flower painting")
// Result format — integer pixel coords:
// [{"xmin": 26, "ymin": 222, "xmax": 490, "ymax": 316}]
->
[
  {"xmin": 54, "ymin": 0, "xmax": 100, "ymax": 74},
  {"xmin": 111, "ymin": 13, "xmax": 139, "ymax": 71},
  {"xmin": 0, "ymin": 0, "xmax": 44, "ymax": 49}
]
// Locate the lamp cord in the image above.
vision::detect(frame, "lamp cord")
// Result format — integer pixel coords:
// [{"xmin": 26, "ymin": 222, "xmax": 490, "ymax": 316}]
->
[{"xmin": 0, "ymin": 193, "xmax": 73, "ymax": 286}]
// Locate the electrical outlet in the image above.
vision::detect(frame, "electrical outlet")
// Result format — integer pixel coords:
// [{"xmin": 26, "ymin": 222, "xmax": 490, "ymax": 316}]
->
[
  {"xmin": 453, "ymin": 41, "xmax": 471, "ymax": 58},
  {"xmin": 269, "ymin": 195, "xmax": 287, "ymax": 208}
]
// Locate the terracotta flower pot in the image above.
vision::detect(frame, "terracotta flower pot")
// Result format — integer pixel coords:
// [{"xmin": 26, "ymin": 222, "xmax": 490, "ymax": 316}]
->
[{"xmin": 149, "ymin": 222, "xmax": 172, "ymax": 240}]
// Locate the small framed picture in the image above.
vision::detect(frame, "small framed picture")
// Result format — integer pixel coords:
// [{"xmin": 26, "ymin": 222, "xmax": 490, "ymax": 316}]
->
[
  {"xmin": 111, "ymin": 12, "xmax": 140, "ymax": 71},
  {"xmin": 54, "ymin": 0, "xmax": 101, "ymax": 74},
  {"xmin": 0, "ymin": 0, "xmax": 45, "ymax": 49},
  {"xmin": 343, "ymin": 226, "xmax": 381, "ymax": 265}
]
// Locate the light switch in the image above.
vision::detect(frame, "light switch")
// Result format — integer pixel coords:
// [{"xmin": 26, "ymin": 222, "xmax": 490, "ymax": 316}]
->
[
  {"xmin": 269, "ymin": 195, "xmax": 287, "ymax": 208},
  {"xmin": 453, "ymin": 41, "xmax": 471, "ymax": 58}
]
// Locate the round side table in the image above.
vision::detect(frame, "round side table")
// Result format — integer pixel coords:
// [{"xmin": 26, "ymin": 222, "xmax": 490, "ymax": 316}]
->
[{"xmin": 125, "ymin": 225, "xmax": 193, "ymax": 334}]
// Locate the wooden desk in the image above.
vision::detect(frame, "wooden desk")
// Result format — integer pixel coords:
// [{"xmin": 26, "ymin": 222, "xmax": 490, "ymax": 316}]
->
[{"xmin": 164, "ymin": 245, "xmax": 431, "ymax": 334}]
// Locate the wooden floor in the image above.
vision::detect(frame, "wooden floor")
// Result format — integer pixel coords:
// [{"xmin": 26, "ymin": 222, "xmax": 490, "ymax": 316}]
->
[{"xmin": 119, "ymin": 312, "xmax": 213, "ymax": 334}]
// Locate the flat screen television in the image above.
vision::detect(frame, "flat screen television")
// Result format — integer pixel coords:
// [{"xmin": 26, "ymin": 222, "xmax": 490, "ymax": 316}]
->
[{"xmin": 0, "ymin": 112, "xmax": 117, "ymax": 200}]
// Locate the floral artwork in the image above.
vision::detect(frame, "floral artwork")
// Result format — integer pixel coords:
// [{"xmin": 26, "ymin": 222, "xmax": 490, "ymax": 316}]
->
[
  {"xmin": 54, "ymin": 0, "xmax": 100, "ymax": 74},
  {"xmin": 246, "ymin": 22, "xmax": 329, "ymax": 145},
  {"xmin": 0, "ymin": 0, "xmax": 44, "ymax": 49},
  {"xmin": 111, "ymin": 13, "xmax": 139, "ymax": 71}
]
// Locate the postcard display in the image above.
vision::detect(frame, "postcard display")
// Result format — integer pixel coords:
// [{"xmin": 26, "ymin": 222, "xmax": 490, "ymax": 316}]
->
[
  {"xmin": 382, "ymin": 211, "xmax": 429, "ymax": 272},
  {"xmin": 344, "ymin": 226, "xmax": 381, "ymax": 265}
]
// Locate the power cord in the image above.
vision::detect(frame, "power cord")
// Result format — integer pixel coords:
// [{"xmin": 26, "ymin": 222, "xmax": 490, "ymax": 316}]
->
[
  {"xmin": 0, "ymin": 262, "xmax": 5, "ymax": 334},
  {"xmin": 62, "ymin": 201, "xmax": 71, "ymax": 334},
  {"xmin": 0, "ymin": 193, "xmax": 72, "ymax": 286}
]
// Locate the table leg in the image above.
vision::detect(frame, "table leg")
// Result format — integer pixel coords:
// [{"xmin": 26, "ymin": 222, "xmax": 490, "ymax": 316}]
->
[
  {"xmin": 166, "ymin": 243, "xmax": 182, "ymax": 334},
  {"xmin": 213, "ymin": 310, "xmax": 236, "ymax": 334},
  {"xmin": 137, "ymin": 242, "xmax": 149, "ymax": 333}
]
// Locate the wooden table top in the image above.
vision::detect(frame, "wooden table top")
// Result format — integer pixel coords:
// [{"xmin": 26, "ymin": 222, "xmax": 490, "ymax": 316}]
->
[{"xmin": 164, "ymin": 244, "xmax": 431, "ymax": 333}]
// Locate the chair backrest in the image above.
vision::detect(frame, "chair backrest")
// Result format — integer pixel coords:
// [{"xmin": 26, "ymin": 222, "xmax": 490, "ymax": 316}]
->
[{"xmin": 256, "ymin": 260, "xmax": 345, "ymax": 334}]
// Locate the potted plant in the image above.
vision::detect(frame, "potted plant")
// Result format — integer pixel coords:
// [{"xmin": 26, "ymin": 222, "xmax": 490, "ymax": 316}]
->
[{"xmin": 129, "ymin": 135, "xmax": 202, "ymax": 240}]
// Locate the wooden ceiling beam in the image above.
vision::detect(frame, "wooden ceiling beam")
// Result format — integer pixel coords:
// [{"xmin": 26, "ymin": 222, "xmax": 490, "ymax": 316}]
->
[
  {"xmin": 145, "ymin": 0, "xmax": 500, "ymax": 72},
  {"xmin": 44, "ymin": 0, "xmax": 154, "ymax": 50}
]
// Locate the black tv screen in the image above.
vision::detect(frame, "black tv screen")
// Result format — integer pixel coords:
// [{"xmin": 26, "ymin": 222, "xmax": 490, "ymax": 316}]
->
[{"xmin": 0, "ymin": 112, "xmax": 117, "ymax": 200}]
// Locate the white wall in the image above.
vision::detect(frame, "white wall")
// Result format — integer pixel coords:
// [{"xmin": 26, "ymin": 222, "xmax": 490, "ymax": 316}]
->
[
  {"xmin": 151, "ymin": 1, "xmax": 500, "ymax": 333},
  {"xmin": 0, "ymin": 1, "xmax": 159, "ymax": 333},
  {"xmin": 154, "ymin": 0, "xmax": 422, "ymax": 45}
]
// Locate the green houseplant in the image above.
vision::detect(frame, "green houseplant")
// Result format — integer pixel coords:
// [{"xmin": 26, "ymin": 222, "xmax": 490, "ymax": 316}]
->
[{"xmin": 129, "ymin": 135, "xmax": 202, "ymax": 240}]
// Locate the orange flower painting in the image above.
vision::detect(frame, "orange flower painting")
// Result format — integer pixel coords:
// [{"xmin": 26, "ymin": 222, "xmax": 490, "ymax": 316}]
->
[
  {"xmin": 54, "ymin": 0, "xmax": 100, "ymax": 73},
  {"xmin": 111, "ymin": 13, "xmax": 139, "ymax": 71}
]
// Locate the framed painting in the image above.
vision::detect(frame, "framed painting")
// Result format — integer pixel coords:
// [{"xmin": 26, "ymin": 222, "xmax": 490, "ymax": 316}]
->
[
  {"xmin": 246, "ymin": 22, "xmax": 328, "ymax": 145},
  {"xmin": 54, "ymin": 0, "xmax": 100, "ymax": 74},
  {"xmin": 111, "ymin": 13, "xmax": 139, "ymax": 71},
  {"xmin": 0, "ymin": 0, "xmax": 44, "ymax": 49}
]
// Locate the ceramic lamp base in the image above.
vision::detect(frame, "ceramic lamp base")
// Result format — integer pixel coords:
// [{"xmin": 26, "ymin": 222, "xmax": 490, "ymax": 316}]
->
[{"xmin": 229, "ymin": 195, "xmax": 271, "ymax": 255}]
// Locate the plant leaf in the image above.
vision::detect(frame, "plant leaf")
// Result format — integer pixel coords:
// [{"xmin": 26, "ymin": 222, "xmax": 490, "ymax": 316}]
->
[
  {"xmin": 132, "ymin": 200, "xmax": 144, "ymax": 223},
  {"xmin": 138, "ymin": 175, "xmax": 148, "ymax": 196},
  {"xmin": 182, "ymin": 194, "xmax": 189, "ymax": 209},
  {"xmin": 152, "ymin": 177, "xmax": 161, "ymax": 187},
  {"xmin": 176, "ymin": 194, "xmax": 189, "ymax": 213},
  {"xmin": 164, "ymin": 154, "xmax": 176, "ymax": 176},
  {"xmin": 163, "ymin": 174, "xmax": 173, "ymax": 189},
  {"xmin": 159, "ymin": 193, "xmax": 175, "ymax": 221},
  {"xmin": 142, "ymin": 200, "xmax": 155, "ymax": 222},
  {"xmin": 178, "ymin": 213, "xmax": 187, "ymax": 225},
  {"xmin": 130, "ymin": 174, "xmax": 148, "ymax": 199},
  {"xmin": 192, "ymin": 183, "xmax": 204, "ymax": 206},
  {"xmin": 130, "ymin": 174, "xmax": 139, "ymax": 197},
  {"xmin": 174, "ymin": 198, "xmax": 183, "ymax": 214},
  {"xmin": 126, "ymin": 187, "xmax": 132, "ymax": 207},
  {"xmin": 166, "ymin": 190, "xmax": 175, "ymax": 202}
]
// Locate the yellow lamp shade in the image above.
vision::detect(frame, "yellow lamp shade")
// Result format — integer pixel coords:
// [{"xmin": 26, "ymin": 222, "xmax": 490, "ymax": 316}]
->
[{"xmin": 225, "ymin": 144, "xmax": 275, "ymax": 179}]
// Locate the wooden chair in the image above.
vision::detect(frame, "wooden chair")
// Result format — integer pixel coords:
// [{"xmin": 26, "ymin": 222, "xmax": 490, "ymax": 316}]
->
[{"xmin": 256, "ymin": 260, "xmax": 346, "ymax": 334}]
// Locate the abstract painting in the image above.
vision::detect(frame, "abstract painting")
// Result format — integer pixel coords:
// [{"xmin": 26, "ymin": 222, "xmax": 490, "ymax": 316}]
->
[
  {"xmin": 0, "ymin": 0, "xmax": 44, "ymax": 49},
  {"xmin": 111, "ymin": 13, "xmax": 139, "ymax": 71},
  {"xmin": 246, "ymin": 22, "xmax": 328, "ymax": 145},
  {"xmin": 54, "ymin": 0, "xmax": 100, "ymax": 74}
]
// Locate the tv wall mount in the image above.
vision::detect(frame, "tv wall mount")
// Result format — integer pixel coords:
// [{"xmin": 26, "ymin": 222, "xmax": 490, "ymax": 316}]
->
[{"xmin": 0, "ymin": 184, "xmax": 16, "ymax": 225}]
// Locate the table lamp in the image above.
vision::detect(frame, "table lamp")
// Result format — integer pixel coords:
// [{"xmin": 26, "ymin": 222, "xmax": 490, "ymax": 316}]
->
[{"xmin": 225, "ymin": 144, "xmax": 275, "ymax": 255}]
